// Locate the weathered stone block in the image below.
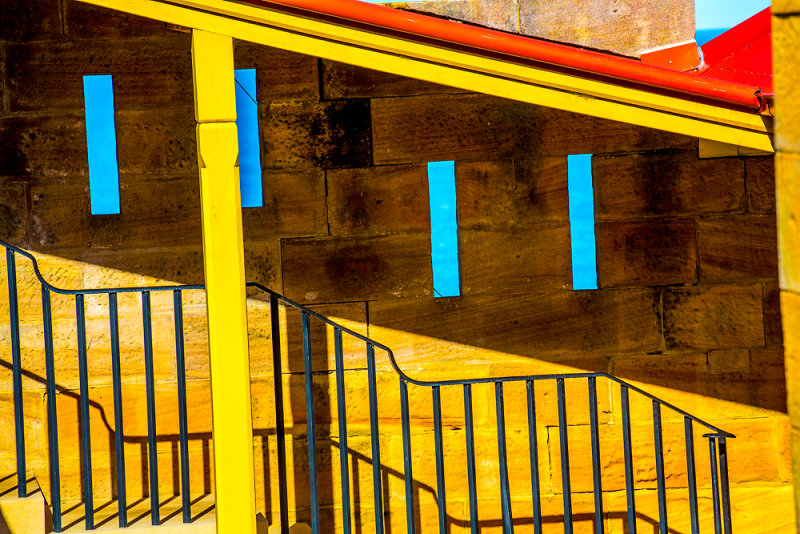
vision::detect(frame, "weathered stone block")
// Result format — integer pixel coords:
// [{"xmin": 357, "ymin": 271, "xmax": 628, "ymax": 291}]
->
[
  {"xmin": 6, "ymin": 36, "xmax": 192, "ymax": 111},
  {"xmin": 322, "ymin": 60, "xmax": 465, "ymax": 99},
  {"xmin": 389, "ymin": 0, "xmax": 519, "ymax": 33},
  {"xmin": 457, "ymin": 159, "xmax": 569, "ymax": 228},
  {"xmin": 764, "ymin": 282, "xmax": 784, "ymax": 347},
  {"xmin": 234, "ymin": 41, "xmax": 319, "ymax": 101},
  {"xmin": 281, "ymin": 234, "xmax": 433, "ymax": 303},
  {"xmin": 0, "ymin": 183, "xmax": 29, "ymax": 247},
  {"xmin": 0, "ymin": 114, "xmax": 89, "ymax": 178},
  {"xmin": 776, "ymin": 153, "xmax": 800, "ymax": 292},
  {"xmin": 64, "ymin": 0, "xmax": 168, "ymax": 39},
  {"xmin": 774, "ymin": 15, "xmax": 800, "ymax": 153},
  {"xmin": 371, "ymin": 94, "xmax": 694, "ymax": 164},
  {"xmin": 261, "ymin": 100, "xmax": 371, "ymax": 170},
  {"xmin": 746, "ymin": 156, "xmax": 776, "ymax": 213},
  {"xmin": 697, "ymin": 214, "xmax": 778, "ymax": 282},
  {"xmin": 459, "ymin": 226, "xmax": 572, "ymax": 294},
  {"xmin": 595, "ymin": 219, "xmax": 697, "ymax": 288},
  {"xmin": 707, "ymin": 348, "xmax": 751, "ymax": 374},
  {"xmin": 774, "ymin": 0, "xmax": 800, "ymax": 14},
  {"xmin": 593, "ymin": 151, "xmax": 745, "ymax": 220},
  {"xmin": 327, "ymin": 164, "xmax": 430, "ymax": 237},
  {"xmin": 0, "ymin": 0, "xmax": 62, "ymax": 42},
  {"xmin": 663, "ymin": 284, "xmax": 765, "ymax": 351},
  {"xmin": 244, "ymin": 239, "xmax": 283, "ymax": 290}
]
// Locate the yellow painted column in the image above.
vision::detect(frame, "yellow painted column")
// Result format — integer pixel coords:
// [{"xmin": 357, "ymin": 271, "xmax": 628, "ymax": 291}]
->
[
  {"xmin": 191, "ymin": 29, "xmax": 257, "ymax": 534},
  {"xmin": 774, "ymin": 1, "xmax": 800, "ymax": 529}
]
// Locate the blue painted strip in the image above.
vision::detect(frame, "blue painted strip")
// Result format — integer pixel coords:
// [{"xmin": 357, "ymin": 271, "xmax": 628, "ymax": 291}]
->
[
  {"xmin": 428, "ymin": 161, "xmax": 460, "ymax": 297},
  {"xmin": 234, "ymin": 69, "xmax": 263, "ymax": 208},
  {"xmin": 567, "ymin": 154, "xmax": 598, "ymax": 290},
  {"xmin": 83, "ymin": 75, "xmax": 121, "ymax": 215}
]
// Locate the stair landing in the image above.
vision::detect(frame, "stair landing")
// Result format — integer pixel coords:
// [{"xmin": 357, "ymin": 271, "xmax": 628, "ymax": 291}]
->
[{"xmin": 0, "ymin": 473, "xmax": 47, "ymax": 534}]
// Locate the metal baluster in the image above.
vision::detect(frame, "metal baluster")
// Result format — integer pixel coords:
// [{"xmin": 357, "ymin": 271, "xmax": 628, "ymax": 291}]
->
[
  {"xmin": 557, "ymin": 378, "xmax": 573, "ymax": 534},
  {"xmin": 76, "ymin": 295, "xmax": 94, "ymax": 529},
  {"xmin": 109, "ymin": 293, "xmax": 127, "ymax": 527},
  {"xmin": 270, "ymin": 295, "xmax": 289, "ymax": 534},
  {"xmin": 709, "ymin": 437, "xmax": 722, "ymax": 534},
  {"xmin": 719, "ymin": 437, "xmax": 732, "ymax": 534},
  {"xmin": 588, "ymin": 377, "xmax": 603, "ymax": 534},
  {"xmin": 685, "ymin": 418, "xmax": 699, "ymax": 534},
  {"xmin": 6, "ymin": 250, "xmax": 26, "ymax": 497},
  {"xmin": 173, "ymin": 291, "xmax": 191, "ymax": 523},
  {"xmin": 400, "ymin": 379, "xmax": 415, "ymax": 534},
  {"xmin": 464, "ymin": 384, "xmax": 478, "ymax": 534},
  {"xmin": 42, "ymin": 287, "xmax": 62, "ymax": 531},
  {"xmin": 302, "ymin": 312, "xmax": 319, "ymax": 533},
  {"xmin": 142, "ymin": 292, "xmax": 159, "ymax": 525},
  {"xmin": 496, "ymin": 382, "xmax": 514, "ymax": 534},
  {"xmin": 621, "ymin": 385, "xmax": 636, "ymax": 534},
  {"xmin": 653, "ymin": 402, "xmax": 667, "ymax": 534},
  {"xmin": 334, "ymin": 329, "xmax": 352, "ymax": 534},
  {"xmin": 527, "ymin": 380, "xmax": 542, "ymax": 534},
  {"xmin": 367, "ymin": 343, "xmax": 384, "ymax": 533},
  {"xmin": 432, "ymin": 385, "xmax": 447, "ymax": 534}
]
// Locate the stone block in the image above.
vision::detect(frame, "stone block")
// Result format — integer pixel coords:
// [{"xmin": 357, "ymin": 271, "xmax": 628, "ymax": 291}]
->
[
  {"xmin": 326, "ymin": 164, "xmax": 430, "ymax": 237},
  {"xmin": 457, "ymin": 159, "xmax": 569, "ymax": 228},
  {"xmin": 244, "ymin": 240, "xmax": 283, "ymax": 291},
  {"xmin": 64, "ymin": 0, "xmax": 169, "ymax": 39},
  {"xmin": 595, "ymin": 219, "xmax": 697, "ymax": 288},
  {"xmin": 776, "ymin": 153, "xmax": 800, "ymax": 292},
  {"xmin": 774, "ymin": 15, "xmax": 800, "ymax": 153},
  {"xmin": 663, "ymin": 284, "xmax": 765, "ymax": 351},
  {"xmin": 764, "ymin": 281, "xmax": 784, "ymax": 347},
  {"xmin": 371, "ymin": 94, "xmax": 694, "ymax": 164},
  {"xmin": 369, "ymin": 289, "xmax": 662, "ymax": 360},
  {"xmin": 6, "ymin": 36, "xmax": 192, "ymax": 111},
  {"xmin": 0, "ymin": 390, "xmax": 46, "ymax": 474},
  {"xmin": 774, "ymin": 0, "xmax": 800, "ymax": 14},
  {"xmin": 707, "ymin": 348, "xmax": 750, "ymax": 374},
  {"xmin": 391, "ymin": 0, "xmax": 519, "ymax": 32},
  {"xmin": 746, "ymin": 156, "xmax": 776, "ymax": 213},
  {"xmin": 0, "ymin": 0, "xmax": 62, "ymax": 42},
  {"xmin": 242, "ymin": 169, "xmax": 327, "ymax": 240},
  {"xmin": 234, "ymin": 41, "xmax": 319, "ymax": 101},
  {"xmin": 322, "ymin": 60, "xmax": 465, "ymax": 99},
  {"xmin": 80, "ymin": 246, "xmax": 206, "ymax": 287},
  {"xmin": 782, "ymin": 291, "xmax": 800, "ymax": 420},
  {"xmin": 0, "ymin": 476, "xmax": 46, "ymax": 534},
  {"xmin": 0, "ymin": 114, "xmax": 89, "ymax": 178},
  {"xmin": 0, "ymin": 183, "xmax": 29, "ymax": 247},
  {"xmin": 593, "ymin": 151, "xmax": 745, "ymax": 220},
  {"xmin": 281, "ymin": 234, "xmax": 433, "ymax": 303},
  {"xmin": 697, "ymin": 214, "xmax": 778, "ymax": 282},
  {"xmin": 459, "ymin": 226, "xmax": 572, "ymax": 294},
  {"xmin": 261, "ymin": 100, "xmax": 371, "ymax": 170}
]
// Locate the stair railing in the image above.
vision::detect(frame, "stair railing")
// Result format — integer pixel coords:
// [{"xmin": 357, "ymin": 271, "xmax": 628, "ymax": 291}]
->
[{"xmin": 2, "ymin": 241, "xmax": 735, "ymax": 534}]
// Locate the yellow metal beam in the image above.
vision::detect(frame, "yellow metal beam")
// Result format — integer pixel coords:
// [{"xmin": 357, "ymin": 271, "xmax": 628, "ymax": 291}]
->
[
  {"xmin": 77, "ymin": 0, "xmax": 773, "ymax": 152},
  {"xmin": 191, "ymin": 29, "xmax": 257, "ymax": 534}
]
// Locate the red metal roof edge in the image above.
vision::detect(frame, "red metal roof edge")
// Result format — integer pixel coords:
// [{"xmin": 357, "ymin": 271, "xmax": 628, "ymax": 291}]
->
[
  {"xmin": 701, "ymin": 7, "xmax": 771, "ymax": 64},
  {"xmin": 237, "ymin": 0, "xmax": 763, "ymax": 110}
]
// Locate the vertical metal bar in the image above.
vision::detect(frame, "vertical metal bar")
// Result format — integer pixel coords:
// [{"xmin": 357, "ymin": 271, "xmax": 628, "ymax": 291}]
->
[
  {"xmin": 270, "ymin": 295, "xmax": 289, "ymax": 534},
  {"xmin": 709, "ymin": 437, "xmax": 722, "ymax": 534},
  {"xmin": 142, "ymin": 292, "xmax": 159, "ymax": 525},
  {"xmin": 37, "ymin": 287, "xmax": 65, "ymax": 533},
  {"xmin": 496, "ymin": 382, "xmax": 514, "ymax": 534},
  {"xmin": 684, "ymin": 418, "xmax": 699, "ymax": 534},
  {"xmin": 400, "ymin": 379, "xmax": 415, "ymax": 534},
  {"xmin": 588, "ymin": 377, "xmax": 603, "ymax": 534},
  {"xmin": 42, "ymin": 287, "xmax": 62, "ymax": 532},
  {"xmin": 366, "ymin": 343, "xmax": 384, "ymax": 533},
  {"xmin": 334, "ymin": 329, "xmax": 352, "ymax": 534},
  {"xmin": 526, "ymin": 380, "xmax": 542, "ymax": 534},
  {"xmin": 76, "ymin": 294, "xmax": 94, "ymax": 529},
  {"xmin": 6, "ymin": 250, "xmax": 26, "ymax": 498},
  {"xmin": 718, "ymin": 437, "xmax": 732, "ymax": 534},
  {"xmin": 109, "ymin": 293, "xmax": 127, "ymax": 527},
  {"xmin": 557, "ymin": 378, "xmax": 573, "ymax": 534},
  {"xmin": 302, "ymin": 312, "xmax": 319, "ymax": 533},
  {"xmin": 653, "ymin": 402, "xmax": 667, "ymax": 534},
  {"xmin": 621, "ymin": 385, "xmax": 636, "ymax": 534},
  {"xmin": 432, "ymin": 385, "xmax": 447, "ymax": 534},
  {"xmin": 464, "ymin": 384, "xmax": 478, "ymax": 534},
  {"xmin": 173, "ymin": 291, "xmax": 191, "ymax": 523}
]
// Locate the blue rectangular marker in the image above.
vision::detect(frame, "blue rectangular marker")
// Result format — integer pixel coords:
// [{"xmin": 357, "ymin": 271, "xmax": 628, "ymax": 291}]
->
[
  {"xmin": 83, "ymin": 75, "xmax": 120, "ymax": 215},
  {"xmin": 234, "ymin": 69, "xmax": 263, "ymax": 208},
  {"xmin": 428, "ymin": 161, "xmax": 460, "ymax": 297},
  {"xmin": 567, "ymin": 154, "xmax": 598, "ymax": 290}
]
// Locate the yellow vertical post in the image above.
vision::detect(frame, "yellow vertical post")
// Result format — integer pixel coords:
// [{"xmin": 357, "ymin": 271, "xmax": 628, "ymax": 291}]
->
[{"xmin": 191, "ymin": 29, "xmax": 257, "ymax": 534}]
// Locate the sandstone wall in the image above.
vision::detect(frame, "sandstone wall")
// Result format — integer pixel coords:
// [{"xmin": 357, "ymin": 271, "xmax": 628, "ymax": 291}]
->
[{"xmin": 0, "ymin": 1, "xmax": 792, "ymax": 532}]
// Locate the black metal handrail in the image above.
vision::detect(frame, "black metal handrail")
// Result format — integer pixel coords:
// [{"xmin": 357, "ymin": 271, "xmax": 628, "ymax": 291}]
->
[{"xmin": 1, "ymin": 240, "xmax": 735, "ymax": 534}]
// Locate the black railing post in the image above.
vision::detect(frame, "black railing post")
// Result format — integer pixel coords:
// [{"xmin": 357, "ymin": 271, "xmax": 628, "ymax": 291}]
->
[
  {"xmin": 400, "ymin": 379, "xmax": 415, "ymax": 534},
  {"xmin": 526, "ymin": 380, "xmax": 543, "ymax": 534},
  {"xmin": 366, "ymin": 343, "xmax": 384, "ymax": 533},
  {"xmin": 6, "ymin": 249, "xmax": 26, "ymax": 498},
  {"xmin": 685, "ymin": 417, "xmax": 699, "ymax": 534},
  {"xmin": 464, "ymin": 384, "xmax": 478, "ymax": 534},
  {"xmin": 557, "ymin": 378, "xmax": 573, "ymax": 534},
  {"xmin": 109, "ymin": 293, "xmax": 127, "ymax": 527},
  {"xmin": 269, "ymin": 295, "xmax": 289, "ymax": 534},
  {"xmin": 173, "ymin": 290, "xmax": 191, "ymax": 523},
  {"xmin": 432, "ymin": 385, "xmax": 447, "ymax": 534},
  {"xmin": 496, "ymin": 382, "xmax": 514, "ymax": 534},
  {"xmin": 142, "ymin": 291, "xmax": 159, "ymax": 525},
  {"xmin": 334, "ymin": 329, "xmax": 352, "ymax": 534},
  {"xmin": 42, "ymin": 286, "xmax": 61, "ymax": 532},
  {"xmin": 709, "ymin": 436, "xmax": 723, "ymax": 534},
  {"xmin": 719, "ymin": 437, "xmax": 733, "ymax": 534},
  {"xmin": 653, "ymin": 401, "xmax": 667, "ymax": 534},
  {"xmin": 588, "ymin": 377, "xmax": 603, "ymax": 534},
  {"xmin": 76, "ymin": 294, "xmax": 94, "ymax": 529},
  {"xmin": 621, "ymin": 385, "xmax": 636, "ymax": 534},
  {"xmin": 302, "ymin": 312, "xmax": 320, "ymax": 533}
]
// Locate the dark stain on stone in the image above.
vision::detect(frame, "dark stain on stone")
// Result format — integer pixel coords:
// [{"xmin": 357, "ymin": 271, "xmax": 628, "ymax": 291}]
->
[{"xmin": 323, "ymin": 243, "xmax": 389, "ymax": 293}]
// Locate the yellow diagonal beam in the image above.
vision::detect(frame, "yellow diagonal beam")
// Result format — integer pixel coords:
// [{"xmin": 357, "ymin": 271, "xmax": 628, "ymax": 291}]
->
[{"xmin": 192, "ymin": 29, "xmax": 257, "ymax": 534}]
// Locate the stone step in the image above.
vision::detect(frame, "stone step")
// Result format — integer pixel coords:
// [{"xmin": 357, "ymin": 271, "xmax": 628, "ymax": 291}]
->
[{"xmin": 0, "ymin": 473, "xmax": 47, "ymax": 534}]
